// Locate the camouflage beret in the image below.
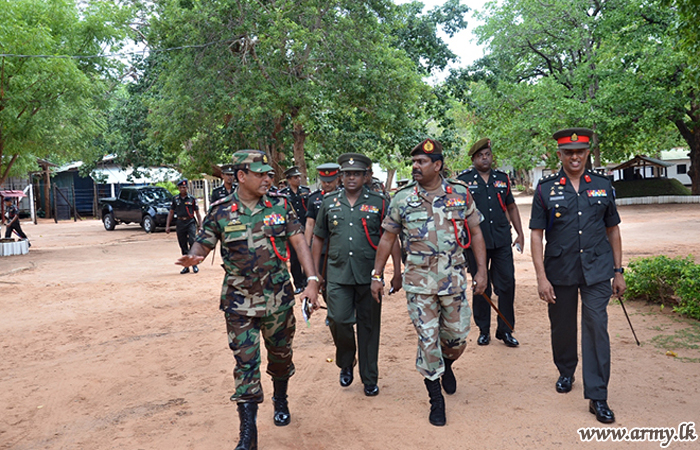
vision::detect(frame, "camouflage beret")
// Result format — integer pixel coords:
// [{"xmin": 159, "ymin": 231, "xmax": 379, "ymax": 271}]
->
[
  {"xmin": 468, "ymin": 138, "xmax": 491, "ymax": 158},
  {"xmin": 231, "ymin": 150, "xmax": 274, "ymax": 173}
]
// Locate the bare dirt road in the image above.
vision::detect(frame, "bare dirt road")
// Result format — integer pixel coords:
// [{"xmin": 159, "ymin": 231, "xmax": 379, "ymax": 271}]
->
[{"xmin": 1, "ymin": 200, "xmax": 699, "ymax": 449}]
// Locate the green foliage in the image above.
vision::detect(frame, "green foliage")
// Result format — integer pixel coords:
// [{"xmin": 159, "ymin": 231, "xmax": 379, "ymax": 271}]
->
[
  {"xmin": 625, "ymin": 255, "xmax": 700, "ymax": 320},
  {"xmin": 155, "ymin": 181, "xmax": 177, "ymax": 196},
  {"xmin": 0, "ymin": 0, "xmax": 133, "ymax": 184},
  {"xmin": 612, "ymin": 179, "xmax": 691, "ymax": 198}
]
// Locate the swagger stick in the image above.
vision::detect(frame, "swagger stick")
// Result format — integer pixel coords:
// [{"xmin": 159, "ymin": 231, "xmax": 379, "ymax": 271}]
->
[
  {"xmin": 618, "ymin": 298, "xmax": 641, "ymax": 346},
  {"xmin": 480, "ymin": 293, "xmax": 514, "ymax": 333}
]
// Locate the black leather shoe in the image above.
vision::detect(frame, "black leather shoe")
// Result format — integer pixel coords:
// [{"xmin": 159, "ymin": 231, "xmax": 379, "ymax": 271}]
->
[
  {"xmin": 339, "ymin": 367, "xmax": 353, "ymax": 387},
  {"xmin": 589, "ymin": 400, "xmax": 615, "ymax": 424},
  {"xmin": 363, "ymin": 384, "xmax": 379, "ymax": 396},
  {"xmin": 556, "ymin": 375, "xmax": 574, "ymax": 393},
  {"xmin": 192, "ymin": 265, "xmax": 199, "ymax": 274},
  {"xmin": 180, "ymin": 267, "xmax": 190, "ymax": 274},
  {"xmin": 477, "ymin": 332, "xmax": 490, "ymax": 346},
  {"xmin": 495, "ymin": 330, "xmax": 519, "ymax": 347}
]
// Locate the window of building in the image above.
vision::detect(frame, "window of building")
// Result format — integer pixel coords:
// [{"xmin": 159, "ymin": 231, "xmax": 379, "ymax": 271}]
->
[{"xmin": 677, "ymin": 164, "xmax": 687, "ymax": 175}]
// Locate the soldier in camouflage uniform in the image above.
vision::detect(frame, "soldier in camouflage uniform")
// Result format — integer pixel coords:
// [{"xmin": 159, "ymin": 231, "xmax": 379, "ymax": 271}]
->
[
  {"xmin": 371, "ymin": 138, "xmax": 488, "ymax": 427},
  {"xmin": 177, "ymin": 150, "xmax": 319, "ymax": 450}
]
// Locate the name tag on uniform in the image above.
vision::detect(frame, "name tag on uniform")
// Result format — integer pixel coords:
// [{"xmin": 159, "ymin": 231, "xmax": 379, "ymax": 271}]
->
[
  {"xmin": 549, "ymin": 195, "xmax": 565, "ymax": 201},
  {"xmin": 587, "ymin": 190, "xmax": 607, "ymax": 197},
  {"xmin": 225, "ymin": 224, "xmax": 247, "ymax": 232}
]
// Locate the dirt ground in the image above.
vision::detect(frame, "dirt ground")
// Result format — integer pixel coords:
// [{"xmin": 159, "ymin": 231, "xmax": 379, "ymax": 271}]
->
[{"xmin": 1, "ymin": 199, "xmax": 700, "ymax": 450}]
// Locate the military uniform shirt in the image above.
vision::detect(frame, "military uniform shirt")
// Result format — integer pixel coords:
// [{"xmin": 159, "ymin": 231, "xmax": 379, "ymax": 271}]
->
[
  {"xmin": 278, "ymin": 186, "xmax": 310, "ymax": 222},
  {"xmin": 195, "ymin": 189, "xmax": 302, "ymax": 317},
  {"xmin": 314, "ymin": 187, "xmax": 386, "ymax": 284},
  {"xmin": 457, "ymin": 168, "xmax": 514, "ymax": 249},
  {"xmin": 5, "ymin": 204, "xmax": 19, "ymax": 221},
  {"xmin": 529, "ymin": 169, "xmax": 620, "ymax": 286},
  {"xmin": 382, "ymin": 178, "xmax": 483, "ymax": 295},
  {"xmin": 170, "ymin": 194, "xmax": 198, "ymax": 225},
  {"xmin": 306, "ymin": 189, "xmax": 325, "ymax": 222},
  {"xmin": 210, "ymin": 184, "xmax": 236, "ymax": 204}
]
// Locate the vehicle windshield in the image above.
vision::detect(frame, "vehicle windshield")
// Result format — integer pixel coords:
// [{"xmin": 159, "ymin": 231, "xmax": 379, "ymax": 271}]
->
[{"xmin": 140, "ymin": 188, "xmax": 173, "ymax": 203}]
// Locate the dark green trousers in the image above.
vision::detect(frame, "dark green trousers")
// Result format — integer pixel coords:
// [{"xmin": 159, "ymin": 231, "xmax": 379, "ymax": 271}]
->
[{"xmin": 326, "ymin": 282, "xmax": 381, "ymax": 385}]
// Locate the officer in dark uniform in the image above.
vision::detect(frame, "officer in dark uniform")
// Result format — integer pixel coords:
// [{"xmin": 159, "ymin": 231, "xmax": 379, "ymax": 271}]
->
[
  {"xmin": 458, "ymin": 138, "xmax": 524, "ymax": 347},
  {"xmin": 278, "ymin": 166, "xmax": 311, "ymax": 293},
  {"xmin": 210, "ymin": 164, "xmax": 237, "ymax": 204},
  {"xmin": 311, "ymin": 153, "xmax": 401, "ymax": 397},
  {"xmin": 3, "ymin": 197, "xmax": 30, "ymax": 245},
  {"xmin": 530, "ymin": 127, "xmax": 626, "ymax": 424},
  {"xmin": 304, "ymin": 163, "xmax": 341, "ymax": 247},
  {"xmin": 166, "ymin": 179, "xmax": 203, "ymax": 274}
]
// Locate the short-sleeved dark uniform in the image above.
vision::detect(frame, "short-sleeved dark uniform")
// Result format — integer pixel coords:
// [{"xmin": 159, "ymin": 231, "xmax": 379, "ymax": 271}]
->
[
  {"xmin": 307, "ymin": 188, "xmax": 335, "ymax": 275},
  {"xmin": 4, "ymin": 204, "xmax": 28, "ymax": 240},
  {"xmin": 278, "ymin": 185, "xmax": 310, "ymax": 290},
  {"xmin": 529, "ymin": 168, "xmax": 620, "ymax": 401},
  {"xmin": 314, "ymin": 186, "xmax": 387, "ymax": 385},
  {"xmin": 210, "ymin": 183, "xmax": 235, "ymax": 205},
  {"xmin": 458, "ymin": 168, "xmax": 516, "ymax": 335},
  {"xmin": 170, "ymin": 194, "xmax": 199, "ymax": 256}
]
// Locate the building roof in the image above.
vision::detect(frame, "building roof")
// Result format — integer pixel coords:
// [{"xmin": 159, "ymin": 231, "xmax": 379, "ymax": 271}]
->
[{"xmin": 609, "ymin": 155, "xmax": 673, "ymax": 171}]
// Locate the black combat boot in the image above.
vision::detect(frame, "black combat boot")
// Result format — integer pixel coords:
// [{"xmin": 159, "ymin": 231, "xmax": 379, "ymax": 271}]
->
[
  {"xmin": 235, "ymin": 402, "xmax": 258, "ymax": 450},
  {"xmin": 272, "ymin": 379, "xmax": 291, "ymax": 426},
  {"xmin": 442, "ymin": 358, "xmax": 457, "ymax": 395},
  {"xmin": 424, "ymin": 378, "xmax": 446, "ymax": 426}
]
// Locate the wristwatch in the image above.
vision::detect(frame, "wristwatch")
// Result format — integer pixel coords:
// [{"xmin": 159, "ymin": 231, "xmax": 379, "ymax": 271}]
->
[{"xmin": 613, "ymin": 267, "xmax": 624, "ymax": 274}]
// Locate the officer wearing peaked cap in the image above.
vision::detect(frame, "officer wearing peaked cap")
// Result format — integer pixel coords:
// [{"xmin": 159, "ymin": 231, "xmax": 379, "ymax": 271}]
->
[
  {"xmin": 278, "ymin": 165, "xmax": 311, "ymax": 294},
  {"xmin": 166, "ymin": 178, "xmax": 203, "ymax": 274},
  {"xmin": 176, "ymin": 149, "xmax": 320, "ymax": 449},
  {"xmin": 371, "ymin": 138, "xmax": 488, "ymax": 426},
  {"xmin": 305, "ymin": 163, "xmax": 341, "ymax": 247},
  {"xmin": 211, "ymin": 164, "xmax": 238, "ymax": 205},
  {"xmin": 458, "ymin": 137, "xmax": 524, "ymax": 348},
  {"xmin": 530, "ymin": 128, "xmax": 625, "ymax": 424},
  {"xmin": 311, "ymin": 152, "xmax": 402, "ymax": 397}
]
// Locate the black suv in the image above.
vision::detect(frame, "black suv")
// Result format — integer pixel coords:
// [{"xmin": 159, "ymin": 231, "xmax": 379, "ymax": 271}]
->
[{"xmin": 99, "ymin": 186, "xmax": 174, "ymax": 233}]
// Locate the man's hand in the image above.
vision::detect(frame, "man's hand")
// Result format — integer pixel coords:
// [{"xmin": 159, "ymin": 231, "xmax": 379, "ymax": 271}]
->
[
  {"xmin": 612, "ymin": 273, "xmax": 626, "ymax": 299},
  {"xmin": 513, "ymin": 233, "xmax": 524, "ymax": 253},
  {"xmin": 177, "ymin": 254, "xmax": 204, "ymax": 267},
  {"xmin": 301, "ymin": 280, "xmax": 320, "ymax": 311},
  {"xmin": 537, "ymin": 276, "xmax": 556, "ymax": 304},
  {"xmin": 472, "ymin": 270, "xmax": 487, "ymax": 295},
  {"xmin": 371, "ymin": 279, "xmax": 384, "ymax": 303},
  {"xmin": 390, "ymin": 273, "xmax": 402, "ymax": 295}
]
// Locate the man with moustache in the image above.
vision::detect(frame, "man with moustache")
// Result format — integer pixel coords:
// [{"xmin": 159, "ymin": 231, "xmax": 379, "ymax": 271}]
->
[
  {"xmin": 177, "ymin": 150, "xmax": 320, "ymax": 449},
  {"xmin": 458, "ymin": 138, "xmax": 525, "ymax": 347},
  {"xmin": 371, "ymin": 138, "xmax": 488, "ymax": 426},
  {"xmin": 530, "ymin": 128, "xmax": 625, "ymax": 424}
]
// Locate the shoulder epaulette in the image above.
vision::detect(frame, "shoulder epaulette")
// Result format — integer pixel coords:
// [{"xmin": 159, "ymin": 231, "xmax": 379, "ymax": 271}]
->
[
  {"xmin": 210, "ymin": 194, "xmax": 234, "ymax": 208},
  {"xmin": 397, "ymin": 180, "xmax": 416, "ymax": 192},
  {"xmin": 309, "ymin": 189, "xmax": 322, "ymax": 197},
  {"xmin": 587, "ymin": 169, "xmax": 609, "ymax": 180},
  {"xmin": 458, "ymin": 168, "xmax": 474, "ymax": 177},
  {"xmin": 447, "ymin": 177, "xmax": 469, "ymax": 188}
]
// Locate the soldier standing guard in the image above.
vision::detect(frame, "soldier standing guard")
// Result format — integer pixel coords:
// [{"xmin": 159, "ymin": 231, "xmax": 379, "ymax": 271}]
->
[
  {"xmin": 311, "ymin": 153, "xmax": 402, "ymax": 397},
  {"xmin": 530, "ymin": 128, "xmax": 626, "ymax": 424},
  {"xmin": 166, "ymin": 179, "xmax": 202, "ymax": 274},
  {"xmin": 278, "ymin": 166, "xmax": 311, "ymax": 294},
  {"xmin": 458, "ymin": 138, "xmax": 525, "ymax": 347},
  {"xmin": 210, "ymin": 164, "xmax": 237, "ymax": 204},
  {"xmin": 177, "ymin": 150, "xmax": 319, "ymax": 450},
  {"xmin": 371, "ymin": 138, "xmax": 488, "ymax": 426}
]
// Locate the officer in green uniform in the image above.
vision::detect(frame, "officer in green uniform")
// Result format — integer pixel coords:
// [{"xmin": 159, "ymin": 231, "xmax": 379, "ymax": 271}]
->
[
  {"xmin": 371, "ymin": 138, "xmax": 488, "ymax": 427},
  {"xmin": 458, "ymin": 138, "xmax": 525, "ymax": 347},
  {"xmin": 311, "ymin": 153, "xmax": 401, "ymax": 397},
  {"xmin": 177, "ymin": 150, "xmax": 319, "ymax": 450},
  {"xmin": 530, "ymin": 128, "xmax": 626, "ymax": 424}
]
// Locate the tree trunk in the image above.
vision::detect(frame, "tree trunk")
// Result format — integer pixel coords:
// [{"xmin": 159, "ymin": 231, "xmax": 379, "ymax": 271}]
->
[
  {"xmin": 292, "ymin": 122, "xmax": 308, "ymax": 184},
  {"xmin": 689, "ymin": 135, "xmax": 700, "ymax": 195},
  {"xmin": 385, "ymin": 168, "xmax": 396, "ymax": 191}
]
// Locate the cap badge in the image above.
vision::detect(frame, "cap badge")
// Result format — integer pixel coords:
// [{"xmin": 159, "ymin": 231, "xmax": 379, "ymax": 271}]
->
[
  {"xmin": 571, "ymin": 133, "xmax": 579, "ymax": 142},
  {"xmin": 262, "ymin": 155, "xmax": 268, "ymax": 164},
  {"xmin": 349, "ymin": 158, "xmax": 355, "ymax": 165},
  {"xmin": 423, "ymin": 140, "xmax": 434, "ymax": 153}
]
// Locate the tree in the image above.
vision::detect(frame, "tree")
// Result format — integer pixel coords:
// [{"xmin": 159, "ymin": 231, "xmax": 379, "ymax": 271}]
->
[{"xmin": 0, "ymin": 0, "xmax": 132, "ymax": 186}]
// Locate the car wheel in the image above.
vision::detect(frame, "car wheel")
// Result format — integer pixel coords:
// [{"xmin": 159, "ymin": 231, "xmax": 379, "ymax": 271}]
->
[
  {"xmin": 103, "ymin": 213, "xmax": 115, "ymax": 231},
  {"xmin": 142, "ymin": 215, "xmax": 155, "ymax": 233}
]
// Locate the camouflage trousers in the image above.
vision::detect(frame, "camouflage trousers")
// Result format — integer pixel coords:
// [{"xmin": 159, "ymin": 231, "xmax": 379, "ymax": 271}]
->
[
  {"xmin": 406, "ymin": 291, "xmax": 472, "ymax": 381},
  {"xmin": 225, "ymin": 307, "xmax": 296, "ymax": 403}
]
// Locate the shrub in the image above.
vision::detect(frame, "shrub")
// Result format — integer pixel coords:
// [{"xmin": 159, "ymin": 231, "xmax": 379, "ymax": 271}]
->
[{"xmin": 624, "ymin": 255, "xmax": 700, "ymax": 321}]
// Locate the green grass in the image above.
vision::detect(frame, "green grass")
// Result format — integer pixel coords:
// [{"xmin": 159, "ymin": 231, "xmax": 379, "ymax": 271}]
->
[{"xmin": 613, "ymin": 178, "xmax": 691, "ymax": 198}]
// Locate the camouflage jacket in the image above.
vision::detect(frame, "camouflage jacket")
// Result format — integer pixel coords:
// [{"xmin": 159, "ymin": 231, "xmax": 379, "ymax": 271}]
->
[
  {"xmin": 195, "ymin": 189, "xmax": 302, "ymax": 317},
  {"xmin": 382, "ymin": 177, "xmax": 483, "ymax": 295}
]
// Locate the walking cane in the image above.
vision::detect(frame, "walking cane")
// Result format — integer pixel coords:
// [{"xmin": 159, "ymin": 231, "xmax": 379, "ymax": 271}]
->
[{"xmin": 618, "ymin": 298, "xmax": 640, "ymax": 346}]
